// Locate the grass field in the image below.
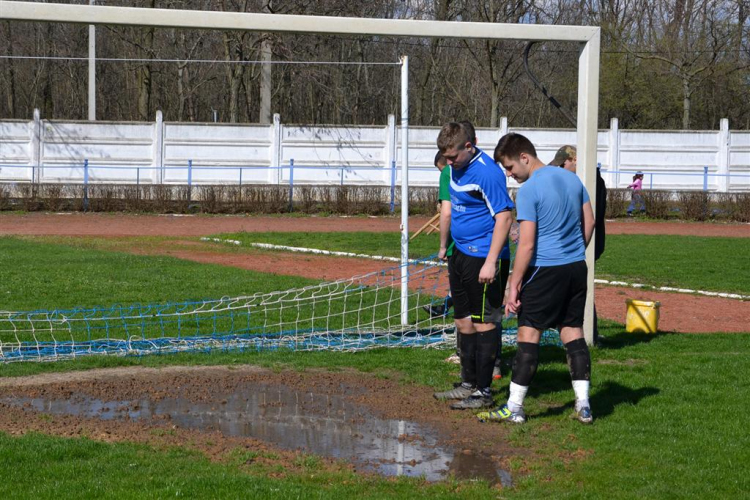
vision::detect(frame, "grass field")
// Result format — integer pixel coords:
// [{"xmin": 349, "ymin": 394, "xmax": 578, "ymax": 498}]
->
[
  {"xmin": 1, "ymin": 234, "xmax": 748, "ymax": 498},
  {"xmin": 211, "ymin": 231, "xmax": 750, "ymax": 295}
]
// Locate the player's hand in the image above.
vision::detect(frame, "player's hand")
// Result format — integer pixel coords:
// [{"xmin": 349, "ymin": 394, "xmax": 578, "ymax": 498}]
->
[
  {"xmin": 478, "ymin": 262, "xmax": 496, "ymax": 284},
  {"xmin": 505, "ymin": 281, "xmax": 521, "ymax": 316},
  {"xmin": 438, "ymin": 248, "xmax": 448, "ymax": 261}
]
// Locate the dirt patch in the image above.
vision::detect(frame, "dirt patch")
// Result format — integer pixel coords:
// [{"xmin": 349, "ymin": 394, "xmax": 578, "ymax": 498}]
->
[
  {"xmin": 595, "ymin": 285, "xmax": 750, "ymax": 333},
  {"xmin": 123, "ymin": 239, "xmax": 446, "ymax": 289},
  {"xmin": 0, "ymin": 213, "xmax": 432, "ymax": 237},
  {"xmin": 124, "ymin": 239, "xmax": 748, "ymax": 334},
  {"xmin": 0, "ymin": 365, "xmax": 524, "ymax": 484},
  {"xmin": 606, "ymin": 220, "xmax": 750, "ymax": 238},
  {"xmin": 2, "ymin": 213, "xmax": 748, "ymax": 238}
]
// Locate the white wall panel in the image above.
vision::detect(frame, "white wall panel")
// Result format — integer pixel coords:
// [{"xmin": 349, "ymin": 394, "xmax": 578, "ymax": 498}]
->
[
  {"xmin": 0, "ymin": 120, "xmax": 34, "ymax": 181},
  {"xmin": 39, "ymin": 121, "xmax": 156, "ymax": 183},
  {"xmin": 162, "ymin": 122, "xmax": 272, "ymax": 184}
]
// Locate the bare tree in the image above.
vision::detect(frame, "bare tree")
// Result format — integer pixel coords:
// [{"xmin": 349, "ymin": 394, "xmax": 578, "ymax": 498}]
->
[{"xmin": 624, "ymin": 0, "xmax": 736, "ymax": 128}]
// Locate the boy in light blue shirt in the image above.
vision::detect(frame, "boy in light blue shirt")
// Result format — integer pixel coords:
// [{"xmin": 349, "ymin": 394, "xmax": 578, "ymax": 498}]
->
[{"xmin": 480, "ymin": 132, "xmax": 596, "ymax": 425}]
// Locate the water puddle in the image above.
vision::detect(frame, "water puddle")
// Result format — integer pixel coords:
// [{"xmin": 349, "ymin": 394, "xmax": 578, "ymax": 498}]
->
[{"xmin": 6, "ymin": 384, "xmax": 510, "ymax": 486}]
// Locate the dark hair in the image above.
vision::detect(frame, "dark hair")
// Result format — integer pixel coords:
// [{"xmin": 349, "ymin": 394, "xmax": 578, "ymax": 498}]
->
[
  {"xmin": 459, "ymin": 120, "xmax": 477, "ymax": 145},
  {"xmin": 437, "ymin": 122, "xmax": 472, "ymax": 153},
  {"xmin": 494, "ymin": 133, "xmax": 538, "ymax": 163},
  {"xmin": 434, "ymin": 151, "xmax": 446, "ymax": 167}
]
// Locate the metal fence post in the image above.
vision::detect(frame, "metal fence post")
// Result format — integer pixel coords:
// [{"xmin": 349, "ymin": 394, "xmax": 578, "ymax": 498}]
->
[
  {"xmin": 703, "ymin": 166, "xmax": 708, "ymax": 191},
  {"xmin": 136, "ymin": 166, "xmax": 140, "ymax": 206},
  {"xmin": 389, "ymin": 160, "xmax": 397, "ymax": 213},
  {"xmin": 187, "ymin": 159, "xmax": 193, "ymax": 204},
  {"xmin": 289, "ymin": 158, "xmax": 294, "ymax": 212},
  {"xmin": 83, "ymin": 159, "xmax": 89, "ymax": 212},
  {"xmin": 31, "ymin": 165, "xmax": 37, "ymax": 199}
]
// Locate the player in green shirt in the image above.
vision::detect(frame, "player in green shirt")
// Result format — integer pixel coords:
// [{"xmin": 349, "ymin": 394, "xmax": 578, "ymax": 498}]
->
[{"xmin": 423, "ymin": 151, "xmax": 455, "ymax": 318}]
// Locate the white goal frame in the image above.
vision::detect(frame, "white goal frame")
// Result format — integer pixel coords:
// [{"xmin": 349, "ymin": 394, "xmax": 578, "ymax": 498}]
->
[{"xmin": 0, "ymin": 1, "xmax": 601, "ymax": 345}]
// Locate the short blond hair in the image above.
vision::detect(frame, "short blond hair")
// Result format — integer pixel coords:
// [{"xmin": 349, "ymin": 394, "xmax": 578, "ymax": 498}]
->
[{"xmin": 437, "ymin": 122, "xmax": 472, "ymax": 153}]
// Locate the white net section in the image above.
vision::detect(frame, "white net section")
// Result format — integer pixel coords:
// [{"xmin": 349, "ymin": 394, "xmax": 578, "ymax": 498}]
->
[{"xmin": 0, "ymin": 258, "xmax": 454, "ymax": 363}]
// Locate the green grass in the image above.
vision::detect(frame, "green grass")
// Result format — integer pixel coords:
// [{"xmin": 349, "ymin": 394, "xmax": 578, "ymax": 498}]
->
[
  {"xmin": 0, "ymin": 236, "xmax": 320, "ymax": 311},
  {"xmin": 0, "ymin": 433, "xmax": 495, "ymax": 499},
  {"xmin": 212, "ymin": 232, "xmax": 750, "ymax": 295},
  {"xmin": 596, "ymin": 235, "xmax": 750, "ymax": 295},
  {"xmin": 2, "ymin": 326, "xmax": 749, "ymax": 497},
  {"xmin": 1, "ymin": 233, "xmax": 749, "ymax": 497}
]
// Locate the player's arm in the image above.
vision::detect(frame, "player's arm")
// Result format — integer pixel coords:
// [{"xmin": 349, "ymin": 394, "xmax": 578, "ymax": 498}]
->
[
  {"xmin": 438, "ymin": 200, "xmax": 452, "ymax": 261},
  {"xmin": 506, "ymin": 220, "xmax": 536, "ymax": 315},
  {"xmin": 581, "ymin": 201, "xmax": 595, "ymax": 247},
  {"xmin": 478, "ymin": 210, "xmax": 512, "ymax": 283}
]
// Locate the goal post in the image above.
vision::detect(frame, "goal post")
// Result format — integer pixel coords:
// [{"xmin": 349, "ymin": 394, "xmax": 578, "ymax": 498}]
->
[{"xmin": 0, "ymin": 1, "xmax": 601, "ymax": 345}]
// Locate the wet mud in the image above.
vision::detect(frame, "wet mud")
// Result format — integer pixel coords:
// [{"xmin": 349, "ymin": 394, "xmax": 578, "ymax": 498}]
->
[{"xmin": 0, "ymin": 366, "xmax": 519, "ymax": 485}]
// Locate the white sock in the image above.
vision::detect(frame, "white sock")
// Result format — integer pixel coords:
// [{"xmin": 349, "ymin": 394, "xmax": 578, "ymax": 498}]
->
[
  {"xmin": 572, "ymin": 380, "xmax": 590, "ymax": 410},
  {"xmin": 507, "ymin": 382, "xmax": 528, "ymax": 412}
]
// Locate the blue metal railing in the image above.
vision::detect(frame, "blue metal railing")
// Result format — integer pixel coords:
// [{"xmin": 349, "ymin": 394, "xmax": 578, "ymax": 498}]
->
[
  {"xmin": 3, "ymin": 162, "xmax": 750, "ymax": 194},
  {"xmin": 600, "ymin": 167, "xmax": 750, "ymax": 191}
]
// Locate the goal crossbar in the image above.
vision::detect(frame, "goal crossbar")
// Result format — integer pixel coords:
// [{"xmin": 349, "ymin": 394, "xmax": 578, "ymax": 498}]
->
[{"xmin": 1, "ymin": 2, "xmax": 599, "ymax": 42}]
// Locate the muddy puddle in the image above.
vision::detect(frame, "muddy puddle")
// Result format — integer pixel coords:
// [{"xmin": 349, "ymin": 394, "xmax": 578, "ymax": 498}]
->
[{"xmin": 4, "ymin": 382, "xmax": 510, "ymax": 486}]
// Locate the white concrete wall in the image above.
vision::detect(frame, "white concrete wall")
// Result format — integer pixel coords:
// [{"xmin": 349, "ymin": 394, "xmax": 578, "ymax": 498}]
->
[
  {"xmin": 39, "ymin": 120, "xmax": 157, "ymax": 183},
  {"xmin": 162, "ymin": 121, "xmax": 273, "ymax": 185},
  {"xmin": 2, "ymin": 112, "xmax": 749, "ymax": 192},
  {"xmin": 0, "ymin": 119, "xmax": 34, "ymax": 182},
  {"xmin": 281, "ymin": 124, "xmax": 393, "ymax": 186},
  {"xmin": 728, "ymin": 131, "xmax": 750, "ymax": 192}
]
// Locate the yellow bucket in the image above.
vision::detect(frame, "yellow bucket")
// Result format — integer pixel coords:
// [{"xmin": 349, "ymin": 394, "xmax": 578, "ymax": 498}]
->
[{"xmin": 625, "ymin": 299, "xmax": 661, "ymax": 334}]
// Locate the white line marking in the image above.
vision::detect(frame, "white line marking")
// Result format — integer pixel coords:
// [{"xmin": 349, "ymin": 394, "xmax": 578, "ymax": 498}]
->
[
  {"xmin": 202, "ymin": 237, "xmax": 749, "ymax": 300},
  {"xmin": 594, "ymin": 279, "xmax": 749, "ymax": 300}
]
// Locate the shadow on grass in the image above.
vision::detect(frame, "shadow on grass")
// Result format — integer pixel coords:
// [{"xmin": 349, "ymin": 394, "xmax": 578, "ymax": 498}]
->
[
  {"xmin": 592, "ymin": 381, "xmax": 659, "ymax": 419},
  {"xmin": 591, "ymin": 319, "xmax": 663, "ymax": 351},
  {"xmin": 531, "ymin": 380, "xmax": 659, "ymax": 420},
  {"xmin": 597, "ymin": 330, "xmax": 661, "ymax": 350},
  {"xmin": 508, "ymin": 345, "xmax": 660, "ymax": 421}
]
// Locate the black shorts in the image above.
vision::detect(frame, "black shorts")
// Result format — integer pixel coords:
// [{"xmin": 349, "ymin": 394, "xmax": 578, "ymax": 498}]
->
[
  {"xmin": 518, "ymin": 261, "xmax": 587, "ymax": 330},
  {"xmin": 448, "ymin": 249, "xmax": 504, "ymax": 324}
]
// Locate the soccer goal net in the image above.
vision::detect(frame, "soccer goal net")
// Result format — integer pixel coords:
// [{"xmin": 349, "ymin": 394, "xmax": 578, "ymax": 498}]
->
[{"xmin": 0, "ymin": 257, "xmax": 561, "ymax": 363}]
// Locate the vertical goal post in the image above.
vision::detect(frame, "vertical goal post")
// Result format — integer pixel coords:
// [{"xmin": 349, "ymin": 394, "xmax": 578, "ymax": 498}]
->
[{"xmin": 0, "ymin": 1, "xmax": 601, "ymax": 345}]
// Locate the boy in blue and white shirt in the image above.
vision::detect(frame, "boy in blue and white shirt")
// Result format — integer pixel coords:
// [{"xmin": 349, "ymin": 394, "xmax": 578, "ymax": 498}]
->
[{"xmin": 432, "ymin": 122, "xmax": 514, "ymax": 410}]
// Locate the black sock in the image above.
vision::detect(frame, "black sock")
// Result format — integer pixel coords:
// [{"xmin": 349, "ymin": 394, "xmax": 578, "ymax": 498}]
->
[
  {"xmin": 459, "ymin": 332, "xmax": 477, "ymax": 387},
  {"xmin": 511, "ymin": 342, "xmax": 539, "ymax": 386},
  {"xmin": 476, "ymin": 328, "xmax": 499, "ymax": 391},
  {"xmin": 564, "ymin": 338, "xmax": 591, "ymax": 381},
  {"xmin": 494, "ymin": 324, "xmax": 503, "ymax": 368}
]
